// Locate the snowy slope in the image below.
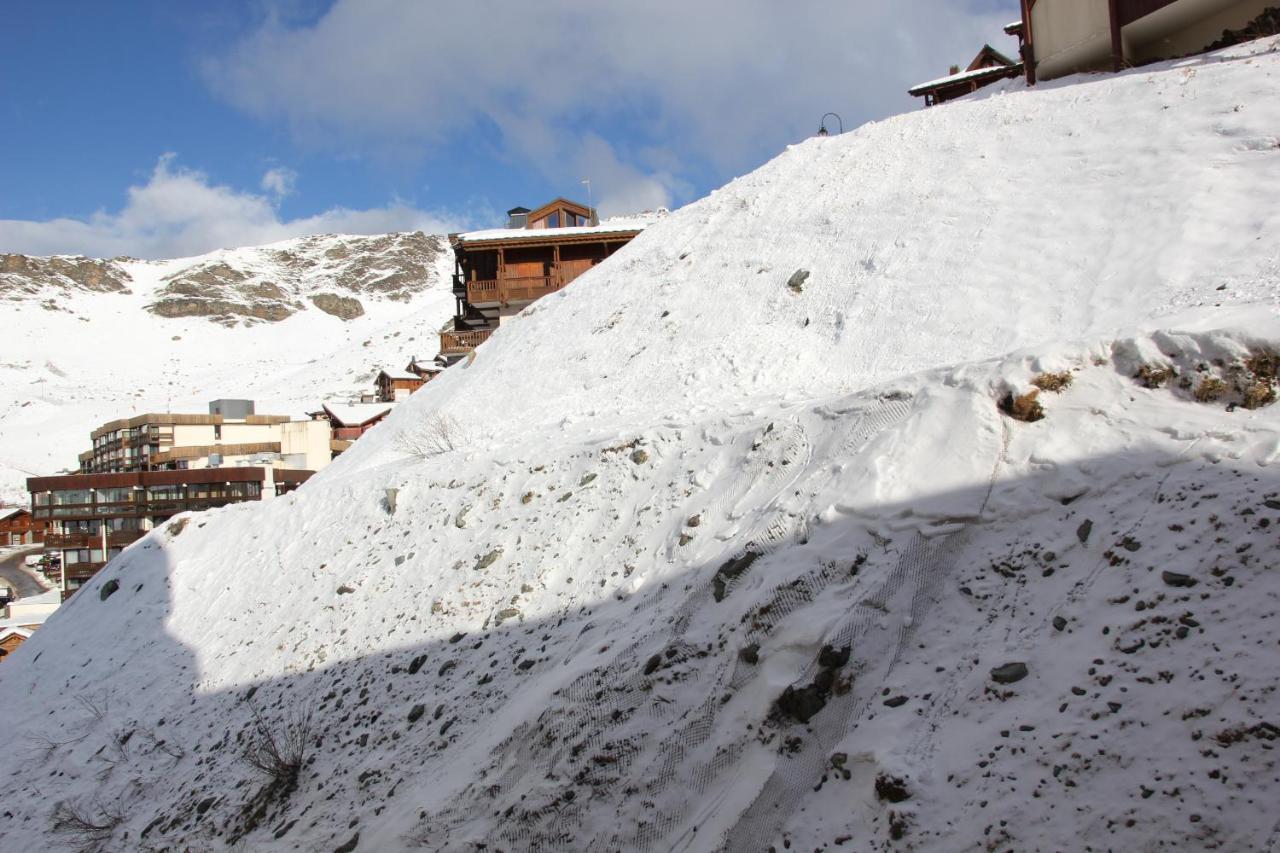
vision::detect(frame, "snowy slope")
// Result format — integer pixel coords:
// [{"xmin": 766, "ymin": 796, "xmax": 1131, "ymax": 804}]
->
[
  {"xmin": 0, "ymin": 233, "xmax": 456, "ymax": 500},
  {"xmin": 1, "ymin": 38, "xmax": 1279, "ymax": 853}
]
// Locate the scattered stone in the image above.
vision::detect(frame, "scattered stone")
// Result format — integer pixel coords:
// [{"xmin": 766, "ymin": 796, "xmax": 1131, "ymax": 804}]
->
[
  {"xmin": 875, "ymin": 773, "xmax": 911, "ymax": 803},
  {"xmin": 990, "ymin": 662, "xmax": 1029, "ymax": 685},
  {"xmin": 776, "ymin": 685, "xmax": 826, "ymax": 723},
  {"xmin": 579, "ymin": 473, "xmax": 597, "ymax": 486},
  {"xmin": 738, "ymin": 644, "xmax": 760, "ymax": 665},
  {"xmin": 1161, "ymin": 571, "xmax": 1198, "ymax": 588},
  {"xmin": 99, "ymin": 579, "xmax": 120, "ymax": 601},
  {"xmin": 494, "ymin": 607, "xmax": 521, "ymax": 626},
  {"xmin": 786, "ymin": 269, "xmax": 810, "ymax": 294},
  {"xmin": 884, "ymin": 696, "xmax": 908, "ymax": 708},
  {"xmin": 310, "ymin": 292, "xmax": 365, "ymax": 320},
  {"xmin": 407, "ymin": 704, "xmax": 425, "ymax": 723},
  {"xmin": 337, "ymin": 584, "xmax": 355, "ymax": 595},
  {"xmin": 687, "ymin": 514, "xmax": 701, "ymax": 527},
  {"xmin": 1052, "ymin": 615, "xmax": 1068, "ymax": 632},
  {"xmin": 643, "ymin": 654, "xmax": 663, "ymax": 676},
  {"xmin": 334, "ymin": 832, "xmax": 360, "ymax": 853},
  {"xmin": 408, "ymin": 654, "xmax": 428, "ymax": 675},
  {"xmin": 474, "ymin": 549, "xmax": 503, "ymax": 571},
  {"xmin": 1076, "ymin": 519, "xmax": 1093, "ymax": 544},
  {"xmin": 713, "ymin": 550, "xmax": 761, "ymax": 601},
  {"xmin": 630, "ymin": 448, "xmax": 650, "ymax": 465}
]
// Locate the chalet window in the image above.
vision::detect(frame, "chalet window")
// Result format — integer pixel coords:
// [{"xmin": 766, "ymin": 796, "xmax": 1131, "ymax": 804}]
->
[{"xmin": 548, "ymin": 213, "xmax": 560, "ymax": 228}]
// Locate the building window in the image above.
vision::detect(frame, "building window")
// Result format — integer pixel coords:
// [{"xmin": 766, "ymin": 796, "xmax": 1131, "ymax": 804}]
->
[{"xmin": 548, "ymin": 212, "xmax": 560, "ymax": 228}]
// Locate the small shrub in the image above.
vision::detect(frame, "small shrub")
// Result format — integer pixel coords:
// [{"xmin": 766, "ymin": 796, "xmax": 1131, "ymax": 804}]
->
[
  {"xmin": 1193, "ymin": 377, "xmax": 1228, "ymax": 403},
  {"xmin": 999, "ymin": 390, "xmax": 1044, "ymax": 423},
  {"xmin": 241, "ymin": 702, "xmax": 314, "ymax": 795},
  {"xmin": 1242, "ymin": 381, "xmax": 1277, "ymax": 410},
  {"xmin": 1031, "ymin": 371, "xmax": 1073, "ymax": 393},
  {"xmin": 1245, "ymin": 350, "xmax": 1279, "ymax": 383},
  {"xmin": 50, "ymin": 799, "xmax": 124, "ymax": 852},
  {"xmin": 1134, "ymin": 363, "xmax": 1176, "ymax": 389},
  {"xmin": 397, "ymin": 413, "xmax": 468, "ymax": 459}
]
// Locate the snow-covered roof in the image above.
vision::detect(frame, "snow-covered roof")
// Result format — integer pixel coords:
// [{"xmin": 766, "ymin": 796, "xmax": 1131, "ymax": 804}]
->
[
  {"xmin": 909, "ymin": 61, "xmax": 1022, "ymax": 95},
  {"xmin": 378, "ymin": 367, "xmax": 420, "ymax": 381},
  {"xmin": 0, "ymin": 507, "xmax": 27, "ymax": 522},
  {"xmin": 321, "ymin": 401, "xmax": 395, "ymax": 427},
  {"xmin": 455, "ymin": 217, "xmax": 652, "ymax": 245}
]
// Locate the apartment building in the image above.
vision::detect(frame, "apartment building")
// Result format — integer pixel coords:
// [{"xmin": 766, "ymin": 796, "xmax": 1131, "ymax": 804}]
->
[{"xmin": 80, "ymin": 399, "xmax": 330, "ymax": 474}]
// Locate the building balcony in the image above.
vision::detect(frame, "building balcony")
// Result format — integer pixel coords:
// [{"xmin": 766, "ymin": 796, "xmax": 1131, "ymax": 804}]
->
[
  {"xmin": 45, "ymin": 533, "xmax": 95, "ymax": 548},
  {"xmin": 465, "ymin": 275, "xmax": 567, "ymax": 307},
  {"xmin": 439, "ymin": 328, "xmax": 495, "ymax": 354}
]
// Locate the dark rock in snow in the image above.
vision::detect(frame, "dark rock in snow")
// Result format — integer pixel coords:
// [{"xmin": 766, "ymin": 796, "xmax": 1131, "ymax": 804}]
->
[
  {"xmin": 1076, "ymin": 519, "xmax": 1093, "ymax": 544},
  {"xmin": 738, "ymin": 643, "xmax": 760, "ymax": 665},
  {"xmin": 776, "ymin": 685, "xmax": 826, "ymax": 723},
  {"xmin": 713, "ymin": 550, "xmax": 761, "ymax": 602},
  {"xmin": 991, "ymin": 662, "xmax": 1029, "ymax": 685},
  {"xmin": 786, "ymin": 269, "xmax": 810, "ymax": 293},
  {"xmin": 1162, "ymin": 571, "xmax": 1198, "ymax": 588},
  {"xmin": 875, "ymin": 773, "xmax": 911, "ymax": 803},
  {"xmin": 643, "ymin": 654, "xmax": 663, "ymax": 676},
  {"xmin": 884, "ymin": 696, "xmax": 909, "ymax": 708},
  {"xmin": 408, "ymin": 654, "xmax": 428, "ymax": 675},
  {"xmin": 334, "ymin": 833, "xmax": 359, "ymax": 853},
  {"xmin": 99, "ymin": 579, "xmax": 120, "ymax": 601},
  {"xmin": 630, "ymin": 448, "xmax": 650, "ymax": 465},
  {"xmin": 1052, "ymin": 615, "xmax": 1068, "ymax": 632},
  {"xmin": 408, "ymin": 704, "xmax": 425, "ymax": 723},
  {"xmin": 818, "ymin": 645, "xmax": 851, "ymax": 669}
]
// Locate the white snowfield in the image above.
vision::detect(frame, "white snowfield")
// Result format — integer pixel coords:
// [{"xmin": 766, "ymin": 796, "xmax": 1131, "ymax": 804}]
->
[
  {"xmin": 0, "ymin": 232, "xmax": 455, "ymax": 501},
  {"xmin": 2, "ymin": 38, "xmax": 1280, "ymax": 853}
]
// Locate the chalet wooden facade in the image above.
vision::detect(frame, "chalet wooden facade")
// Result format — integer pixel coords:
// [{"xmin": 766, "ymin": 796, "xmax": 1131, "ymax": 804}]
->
[
  {"xmin": 441, "ymin": 198, "xmax": 645, "ymax": 360},
  {"xmin": 909, "ymin": 44, "xmax": 1023, "ymax": 106},
  {"xmin": 1013, "ymin": 0, "xmax": 1274, "ymax": 83},
  {"xmin": 0, "ymin": 507, "xmax": 48, "ymax": 546},
  {"xmin": 376, "ymin": 368, "xmax": 426, "ymax": 402}
]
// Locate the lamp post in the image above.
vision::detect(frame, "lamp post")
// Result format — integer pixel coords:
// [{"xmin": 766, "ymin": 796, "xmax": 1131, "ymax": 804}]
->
[{"xmin": 818, "ymin": 112, "xmax": 844, "ymax": 136}]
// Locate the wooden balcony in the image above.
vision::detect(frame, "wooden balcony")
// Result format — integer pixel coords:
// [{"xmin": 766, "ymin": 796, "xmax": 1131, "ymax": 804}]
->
[
  {"xmin": 45, "ymin": 532, "xmax": 95, "ymax": 548},
  {"xmin": 439, "ymin": 328, "xmax": 495, "ymax": 354},
  {"xmin": 465, "ymin": 275, "xmax": 567, "ymax": 306}
]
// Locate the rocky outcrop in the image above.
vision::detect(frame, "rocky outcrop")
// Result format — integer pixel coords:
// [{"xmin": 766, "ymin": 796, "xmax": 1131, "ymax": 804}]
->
[
  {"xmin": 309, "ymin": 293, "xmax": 365, "ymax": 320},
  {"xmin": 0, "ymin": 254, "xmax": 133, "ymax": 297},
  {"xmin": 1, "ymin": 231, "xmax": 446, "ymax": 325}
]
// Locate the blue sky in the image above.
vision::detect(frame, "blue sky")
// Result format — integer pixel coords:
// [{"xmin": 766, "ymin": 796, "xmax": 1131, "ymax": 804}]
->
[{"xmin": 1, "ymin": 0, "xmax": 1018, "ymax": 258}]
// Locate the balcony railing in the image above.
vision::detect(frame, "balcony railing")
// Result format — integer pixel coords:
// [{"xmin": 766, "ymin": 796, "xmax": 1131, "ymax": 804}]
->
[
  {"xmin": 439, "ymin": 329, "xmax": 495, "ymax": 354},
  {"xmin": 465, "ymin": 274, "xmax": 568, "ymax": 306}
]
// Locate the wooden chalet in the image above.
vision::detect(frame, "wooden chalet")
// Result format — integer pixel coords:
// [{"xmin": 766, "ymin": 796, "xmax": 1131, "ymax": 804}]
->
[
  {"xmin": 313, "ymin": 401, "xmax": 397, "ymax": 455},
  {"xmin": 441, "ymin": 198, "xmax": 646, "ymax": 361},
  {"xmin": 376, "ymin": 367, "xmax": 426, "ymax": 402},
  {"xmin": 1012, "ymin": 0, "xmax": 1275, "ymax": 84},
  {"xmin": 0, "ymin": 627, "xmax": 33, "ymax": 660},
  {"xmin": 0, "ymin": 507, "xmax": 48, "ymax": 546},
  {"xmin": 908, "ymin": 44, "xmax": 1023, "ymax": 106}
]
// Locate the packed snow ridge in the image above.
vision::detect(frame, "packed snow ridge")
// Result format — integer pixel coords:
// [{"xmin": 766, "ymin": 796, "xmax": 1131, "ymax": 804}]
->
[{"xmin": 3, "ymin": 38, "xmax": 1280, "ymax": 853}]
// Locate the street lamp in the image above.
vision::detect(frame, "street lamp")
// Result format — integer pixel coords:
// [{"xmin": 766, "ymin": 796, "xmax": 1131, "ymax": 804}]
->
[{"xmin": 818, "ymin": 112, "xmax": 844, "ymax": 136}]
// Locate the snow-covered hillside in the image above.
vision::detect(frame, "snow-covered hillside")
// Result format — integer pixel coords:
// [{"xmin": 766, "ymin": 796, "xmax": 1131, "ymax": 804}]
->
[
  {"xmin": 0, "ymin": 232, "xmax": 454, "ymax": 500},
  {"xmin": 2, "ymin": 37, "xmax": 1279, "ymax": 853}
]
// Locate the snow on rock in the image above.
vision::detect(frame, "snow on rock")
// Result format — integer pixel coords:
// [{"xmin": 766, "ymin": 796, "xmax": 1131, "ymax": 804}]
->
[{"xmin": 2, "ymin": 38, "xmax": 1280, "ymax": 853}]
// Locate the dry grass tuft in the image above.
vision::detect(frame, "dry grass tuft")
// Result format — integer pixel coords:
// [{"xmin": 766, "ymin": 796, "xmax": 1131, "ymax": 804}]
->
[
  {"xmin": 1031, "ymin": 371, "xmax": 1073, "ymax": 393},
  {"xmin": 999, "ymin": 390, "xmax": 1045, "ymax": 423},
  {"xmin": 1134, "ymin": 363, "xmax": 1176, "ymax": 389},
  {"xmin": 1242, "ymin": 381, "xmax": 1277, "ymax": 410},
  {"xmin": 1193, "ymin": 377, "xmax": 1228, "ymax": 403}
]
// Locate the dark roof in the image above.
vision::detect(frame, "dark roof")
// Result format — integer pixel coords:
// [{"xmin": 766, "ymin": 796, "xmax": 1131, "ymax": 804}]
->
[
  {"xmin": 967, "ymin": 44, "xmax": 1017, "ymax": 72},
  {"xmin": 506, "ymin": 206, "xmax": 531, "ymax": 215}
]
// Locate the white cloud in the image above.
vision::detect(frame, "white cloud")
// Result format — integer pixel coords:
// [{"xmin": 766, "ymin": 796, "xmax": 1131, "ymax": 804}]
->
[
  {"xmin": 0, "ymin": 155, "xmax": 462, "ymax": 260},
  {"xmin": 260, "ymin": 166, "xmax": 298, "ymax": 198},
  {"xmin": 203, "ymin": 0, "xmax": 1016, "ymax": 213}
]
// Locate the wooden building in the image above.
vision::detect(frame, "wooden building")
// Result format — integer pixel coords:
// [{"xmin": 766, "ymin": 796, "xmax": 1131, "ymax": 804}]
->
[
  {"xmin": 27, "ymin": 468, "xmax": 312, "ymax": 595},
  {"xmin": 376, "ymin": 368, "xmax": 426, "ymax": 402},
  {"xmin": 1012, "ymin": 0, "xmax": 1274, "ymax": 83},
  {"xmin": 0, "ymin": 507, "xmax": 48, "ymax": 546},
  {"xmin": 441, "ymin": 198, "xmax": 647, "ymax": 361},
  {"xmin": 312, "ymin": 401, "xmax": 397, "ymax": 455},
  {"xmin": 909, "ymin": 44, "xmax": 1023, "ymax": 106},
  {"xmin": 0, "ymin": 626, "xmax": 33, "ymax": 660}
]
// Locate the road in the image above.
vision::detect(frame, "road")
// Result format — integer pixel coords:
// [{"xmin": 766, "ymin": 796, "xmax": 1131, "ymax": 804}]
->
[{"xmin": 0, "ymin": 547, "xmax": 50, "ymax": 600}]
